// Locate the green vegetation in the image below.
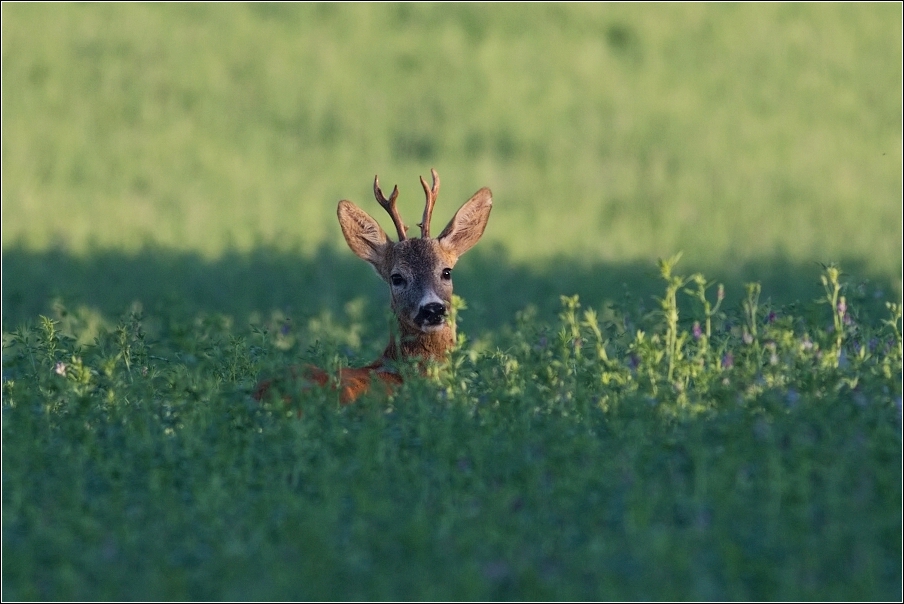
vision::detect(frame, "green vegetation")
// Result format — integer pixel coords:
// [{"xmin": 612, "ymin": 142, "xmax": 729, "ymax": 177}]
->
[
  {"xmin": 2, "ymin": 3, "xmax": 902, "ymax": 600},
  {"xmin": 3, "ymin": 263, "xmax": 901, "ymax": 600}
]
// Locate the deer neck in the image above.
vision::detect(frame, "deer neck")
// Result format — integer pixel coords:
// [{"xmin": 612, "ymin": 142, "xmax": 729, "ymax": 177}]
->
[{"xmin": 379, "ymin": 320, "xmax": 455, "ymax": 368}]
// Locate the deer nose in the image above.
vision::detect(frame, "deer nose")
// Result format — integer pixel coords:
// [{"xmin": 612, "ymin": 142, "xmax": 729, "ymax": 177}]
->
[{"xmin": 419, "ymin": 302, "xmax": 447, "ymax": 326}]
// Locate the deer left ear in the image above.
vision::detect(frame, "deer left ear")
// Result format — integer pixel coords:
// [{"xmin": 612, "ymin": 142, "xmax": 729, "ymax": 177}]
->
[
  {"xmin": 337, "ymin": 199, "xmax": 391, "ymax": 268},
  {"xmin": 437, "ymin": 188, "xmax": 492, "ymax": 258}
]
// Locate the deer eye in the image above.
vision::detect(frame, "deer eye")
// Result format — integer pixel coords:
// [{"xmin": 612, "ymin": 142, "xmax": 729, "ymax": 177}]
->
[
  {"xmin": 441, "ymin": 268, "xmax": 452, "ymax": 281},
  {"xmin": 391, "ymin": 274, "xmax": 407, "ymax": 287}
]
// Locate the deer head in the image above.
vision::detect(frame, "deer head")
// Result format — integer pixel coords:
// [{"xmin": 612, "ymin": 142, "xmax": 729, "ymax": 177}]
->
[{"xmin": 337, "ymin": 169, "xmax": 492, "ymax": 359}]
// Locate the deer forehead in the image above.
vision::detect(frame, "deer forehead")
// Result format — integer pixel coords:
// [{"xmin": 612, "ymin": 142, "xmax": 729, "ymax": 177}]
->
[{"xmin": 385, "ymin": 238, "xmax": 456, "ymax": 278}]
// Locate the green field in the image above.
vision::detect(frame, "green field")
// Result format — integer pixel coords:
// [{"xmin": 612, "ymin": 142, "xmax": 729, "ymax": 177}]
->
[{"xmin": 2, "ymin": 3, "xmax": 902, "ymax": 600}]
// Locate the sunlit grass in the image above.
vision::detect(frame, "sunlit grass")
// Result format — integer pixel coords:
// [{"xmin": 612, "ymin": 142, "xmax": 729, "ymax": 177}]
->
[{"xmin": 2, "ymin": 3, "xmax": 901, "ymax": 277}]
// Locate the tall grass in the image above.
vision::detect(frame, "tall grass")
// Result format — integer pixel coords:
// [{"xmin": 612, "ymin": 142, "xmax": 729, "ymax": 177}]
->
[{"xmin": 2, "ymin": 263, "xmax": 901, "ymax": 600}]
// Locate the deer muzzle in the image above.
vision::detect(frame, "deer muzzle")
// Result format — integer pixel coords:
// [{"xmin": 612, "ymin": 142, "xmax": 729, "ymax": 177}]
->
[{"xmin": 415, "ymin": 302, "xmax": 447, "ymax": 328}]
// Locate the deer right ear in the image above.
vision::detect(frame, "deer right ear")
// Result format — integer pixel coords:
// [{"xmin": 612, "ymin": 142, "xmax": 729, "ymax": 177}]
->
[
  {"xmin": 437, "ymin": 187, "xmax": 493, "ymax": 258},
  {"xmin": 337, "ymin": 200, "xmax": 390, "ymax": 267}
]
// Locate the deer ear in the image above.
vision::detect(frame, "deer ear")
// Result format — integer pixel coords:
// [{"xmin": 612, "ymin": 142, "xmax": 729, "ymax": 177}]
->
[
  {"xmin": 337, "ymin": 200, "xmax": 390, "ymax": 267},
  {"xmin": 437, "ymin": 188, "xmax": 492, "ymax": 258}
]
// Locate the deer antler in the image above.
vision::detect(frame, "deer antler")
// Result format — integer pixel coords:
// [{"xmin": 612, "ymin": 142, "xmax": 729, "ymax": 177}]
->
[
  {"xmin": 418, "ymin": 168, "xmax": 440, "ymax": 238},
  {"xmin": 373, "ymin": 175, "xmax": 407, "ymax": 241}
]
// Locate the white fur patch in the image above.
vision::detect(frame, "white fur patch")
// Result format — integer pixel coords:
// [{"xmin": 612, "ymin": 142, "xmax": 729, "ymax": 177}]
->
[{"xmin": 418, "ymin": 291, "xmax": 445, "ymax": 310}]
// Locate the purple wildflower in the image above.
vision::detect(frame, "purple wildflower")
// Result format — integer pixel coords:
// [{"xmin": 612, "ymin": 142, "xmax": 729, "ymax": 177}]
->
[
  {"xmin": 692, "ymin": 321, "xmax": 702, "ymax": 340},
  {"xmin": 628, "ymin": 354, "xmax": 640, "ymax": 370},
  {"xmin": 767, "ymin": 311, "xmax": 777, "ymax": 324},
  {"xmin": 721, "ymin": 352, "xmax": 734, "ymax": 369}
]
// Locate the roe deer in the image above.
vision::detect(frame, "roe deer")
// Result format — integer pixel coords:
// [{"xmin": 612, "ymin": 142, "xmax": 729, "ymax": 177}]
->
[{"xmin": 254, "ymin": 169, "xmax": 492, "ymax": 404}]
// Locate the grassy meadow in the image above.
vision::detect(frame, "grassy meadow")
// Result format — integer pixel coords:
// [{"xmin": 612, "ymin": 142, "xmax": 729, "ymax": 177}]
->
[{"xmin": 2, "ymin": 3, "xmax": 902, "ymax": 600}]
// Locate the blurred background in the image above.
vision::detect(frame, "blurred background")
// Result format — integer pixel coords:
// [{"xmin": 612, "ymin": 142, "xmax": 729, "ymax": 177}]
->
[{"xmin": 2, "ymin": 3, "xmax": 901, "ymax": 337}]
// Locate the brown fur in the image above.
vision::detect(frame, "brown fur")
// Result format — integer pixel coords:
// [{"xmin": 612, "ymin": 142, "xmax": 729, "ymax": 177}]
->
[{"xmin": 254, "ymin": 173, "xmax": 491, "ymax": 405}]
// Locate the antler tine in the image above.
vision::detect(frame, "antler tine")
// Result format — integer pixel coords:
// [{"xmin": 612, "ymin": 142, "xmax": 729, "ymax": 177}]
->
[
  {"xmin": 373, "ymin": 175, "xmax": 407, "ymax": 241},
  {"xmin": 418, "ymin": 168, "xmax": 440, "ymax": 238}
]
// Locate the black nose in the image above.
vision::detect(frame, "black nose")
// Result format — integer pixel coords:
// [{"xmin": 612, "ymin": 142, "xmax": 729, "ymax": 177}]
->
[{"xmin": 419, "ymin": 302, "xmax": 447, "ymax": 325}]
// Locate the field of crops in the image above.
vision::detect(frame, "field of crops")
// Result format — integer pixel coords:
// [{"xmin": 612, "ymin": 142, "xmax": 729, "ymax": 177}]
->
[{"xmin": 2, "ymin": 3, "xmax": 902, "ymax": 600}]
